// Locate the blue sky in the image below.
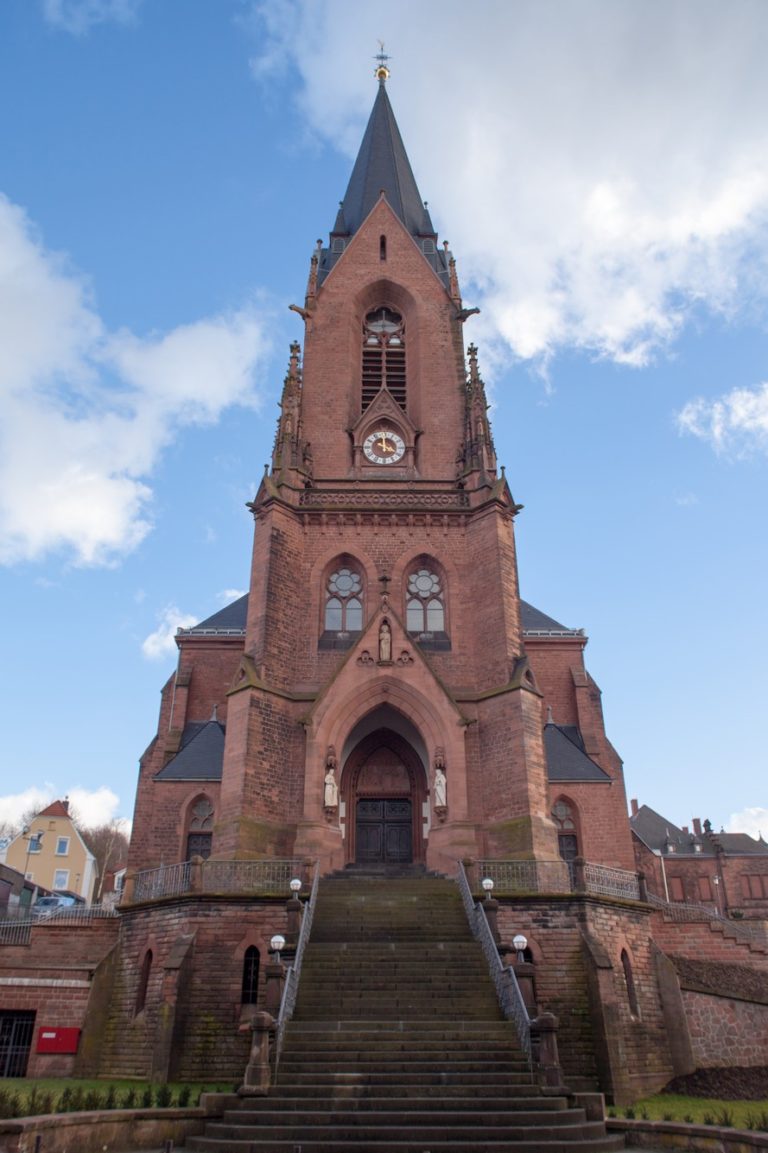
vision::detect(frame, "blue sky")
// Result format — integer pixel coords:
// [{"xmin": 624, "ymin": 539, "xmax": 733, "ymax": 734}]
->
[{"xmin": 0, "ymin": 0, "xmax": 766, "ymax": 840}]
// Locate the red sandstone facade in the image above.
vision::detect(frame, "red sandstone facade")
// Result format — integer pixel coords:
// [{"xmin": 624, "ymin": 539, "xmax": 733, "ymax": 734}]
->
[{"xmin": 2, "ymin": 78, "xmax": 766, "ymax": 1102}]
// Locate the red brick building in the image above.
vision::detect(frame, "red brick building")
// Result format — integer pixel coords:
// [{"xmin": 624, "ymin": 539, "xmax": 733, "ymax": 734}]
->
[{"xmin": 2, "ymin": 74, "xmax": 767, "ymax": 1100}]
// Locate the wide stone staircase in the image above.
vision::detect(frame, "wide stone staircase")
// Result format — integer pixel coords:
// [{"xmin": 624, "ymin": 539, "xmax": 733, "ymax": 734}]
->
[{"xmin": 188, "ymin": 872, "xmax": 624, "ymax": 1152}]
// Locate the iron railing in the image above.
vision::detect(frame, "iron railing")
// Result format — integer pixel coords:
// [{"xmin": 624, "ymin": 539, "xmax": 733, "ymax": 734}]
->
[
  {"xmin": 129, "ymin": 858, "xmax": 308, "ymax": 903},
  {"xmin": 0, "ymin": 905, "xmax": 118, "ymax": 947},
  {"xmin": 274, "ymin": 862, "xmax": 320, "ymax": 1076},
  {"xmin": 581, "ymin": 862, "xmax": 641, "ymax": 901},
  {"xmin": 456, "ymin": 861, "xmax": 532, "ymax": 1063},
  {"xmin": 475, "ymin": 858, "xmax": 571, "ymax": 894},
  {"xmin": 648, "ymin": 892, "xmax": 768, "ymax": 944}
]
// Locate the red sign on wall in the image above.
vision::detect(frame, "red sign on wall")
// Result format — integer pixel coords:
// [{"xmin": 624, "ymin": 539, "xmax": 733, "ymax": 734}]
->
[{"xmin": 36, "ymin": 1027, "xmax": 80, "ymax": 1054}]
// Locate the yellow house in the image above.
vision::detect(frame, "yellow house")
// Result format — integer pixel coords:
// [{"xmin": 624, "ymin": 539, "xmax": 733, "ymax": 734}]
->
[{"xmin": 4, "ymin": 800, "xmax": 97, "ymax": 904}]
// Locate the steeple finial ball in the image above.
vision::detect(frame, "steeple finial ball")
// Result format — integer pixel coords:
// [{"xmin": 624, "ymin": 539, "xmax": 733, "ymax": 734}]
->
[{"xmin": 374, "ymin": 41, "xmax": 391, "ymax": 84}]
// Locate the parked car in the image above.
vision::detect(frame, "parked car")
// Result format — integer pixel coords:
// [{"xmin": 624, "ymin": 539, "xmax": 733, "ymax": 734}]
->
[{"xmin": 31, "ymin": 895, "xmax": 78, "ymax": 918}]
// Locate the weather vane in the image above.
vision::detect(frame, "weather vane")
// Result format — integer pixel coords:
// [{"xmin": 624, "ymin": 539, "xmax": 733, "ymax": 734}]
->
[{"xmin": 374, "ymin": 41, "xmax": 391, "ymax": 83}]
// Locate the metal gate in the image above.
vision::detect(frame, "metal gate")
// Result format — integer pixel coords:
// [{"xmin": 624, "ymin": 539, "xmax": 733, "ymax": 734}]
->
[{"xmin": 0, "ymin": 1011, "xmax": 35, "ymax": 1077}]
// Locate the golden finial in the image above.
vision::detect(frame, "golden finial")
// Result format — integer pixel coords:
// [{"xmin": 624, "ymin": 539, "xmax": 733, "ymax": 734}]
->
[{"xmin": 374, "ymin": 41, "xmax": 391, "ymax": 83}]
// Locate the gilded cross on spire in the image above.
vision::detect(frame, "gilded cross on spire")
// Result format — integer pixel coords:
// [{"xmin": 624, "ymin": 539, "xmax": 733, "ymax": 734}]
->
[{"xmin": 374, "ymin": 41, "xmax": 390, "ymax": 83}]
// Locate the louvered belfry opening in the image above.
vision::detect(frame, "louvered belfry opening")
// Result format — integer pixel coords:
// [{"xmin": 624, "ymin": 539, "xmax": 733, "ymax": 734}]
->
[{"xmin": 362, "ymin": 307, "xmax": 406, "ymax": 410}]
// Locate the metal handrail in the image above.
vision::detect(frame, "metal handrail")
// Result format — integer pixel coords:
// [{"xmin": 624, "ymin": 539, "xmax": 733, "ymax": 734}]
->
[
  {"xmin": 274, "ymin": 861, "xmax": 320, "ymax": 1075},
  {"xmin": 648, "ymin": 892, "xmax": 767, "ymax": 944},
  {"xmin": 456, "ymin": 861, "xmax": 532, "ymax": 1063}
]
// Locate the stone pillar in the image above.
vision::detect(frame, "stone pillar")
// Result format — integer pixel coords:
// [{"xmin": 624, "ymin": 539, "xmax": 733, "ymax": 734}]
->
[
  {"xmin": 572, "ymin": 857, "xmax": 587, "ymax": 893},
  {"xmin": 264, "ymin": 959, "xmax": 286, "ymax": 1018},
  {"xmin": 513, "ymin": 960, "xmax": 537, "ymax": 1015},
  {"xmin": 239, "ymin": 1011, "xmax": 275, "ymax": 1096},
  {"xmin": 531, "ymin": 1011, "xmax": 563, "ymax": 1088},
  {"xmin": 285, "ymin": 894, "xmax": 303, "ymax": 949},
  {"xmin": 483, "ymin": 897, "xmax": 500, "ymax": 945}
]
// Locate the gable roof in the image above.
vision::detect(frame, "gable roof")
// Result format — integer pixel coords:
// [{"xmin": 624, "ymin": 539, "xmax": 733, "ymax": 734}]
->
[
  {"xmin": 544, "ymin": 723, "xmax": 611, "ymax": 782},
  {"xmin": 154, "ymin": 721, "xmax": 225, "ymax": 782},
  {"xmin": 38, "ymin": 800, "xmax": 72, "ymax": 819}
]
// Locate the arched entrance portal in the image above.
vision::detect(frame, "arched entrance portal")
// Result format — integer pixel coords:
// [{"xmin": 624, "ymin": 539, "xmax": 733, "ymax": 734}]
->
[{"xmin": 343, "ymin": 729, "xmax": 426, "ymax": 865}]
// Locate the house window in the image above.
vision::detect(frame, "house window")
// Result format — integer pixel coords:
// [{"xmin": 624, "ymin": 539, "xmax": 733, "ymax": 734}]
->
[
  {"xmin": 668, "ymin": 876, "xmax": 685, "ymax": 902},
  {"xmin": 742, "ymin": 874, "xmax": 768, "ymax": 899},
  {"xmin": 55, "ymin": 837, "xmax": 70, "ymax": 856},
  {"xmin": 406, "ymin": 569, "xmax": 445, "ymax": 636},
  {"xmin": 28, "ymin": 834, "xmax": 42, "ymax": 854},
  {"xmin": 324, "ymin": 567, "xmax": 363, "ymax": 633},
  {"xmin": 241, "ymin": 946, "xmax": 260, "ymax": 1005},
  {"xmin": 362, "ymin": 307, "xmax": 406, "ymax": 410},
  {"xmin": 697, "ymin": 876, "xmax": 713, "ymax": 902},
  {"xmin": 53, "ymin": 869, "xmax": 69, "ymax": 890}
]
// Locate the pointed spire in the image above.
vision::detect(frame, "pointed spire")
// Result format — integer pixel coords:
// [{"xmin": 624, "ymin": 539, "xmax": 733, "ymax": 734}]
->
[{"xmin": 335, "ymin": 80, "xmax": 435, "ymax": 241}]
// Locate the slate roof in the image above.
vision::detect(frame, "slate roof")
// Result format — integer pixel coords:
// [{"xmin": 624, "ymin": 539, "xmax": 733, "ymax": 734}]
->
[
  {"xmin": 155, "ymin": 721, "xmax": 225, "ymax": 781},
  {"xmin": 631, "ymin": 803, "xmax": 767, "ymax": 857},
  {"xmin": 317, "ymin": 81, "xmax": 451, "ymax": 289},
  {"xmin": 187, "ymin": 593, "xmax": 576, "ymax": 641},
  {"xmin": 520, "ymin": 601, "xmax": 576, "ymax": 633},
  {"xmin": 183, "ymin": 595, "xmax": 248, "ymax": 633},
  {"xmin": 544, "ymin": 724, "xmax": 611, "ymax": 783}
]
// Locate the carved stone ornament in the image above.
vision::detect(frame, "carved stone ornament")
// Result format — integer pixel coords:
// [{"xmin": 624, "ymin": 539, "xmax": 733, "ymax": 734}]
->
[
  {"xmin": 396, "ymin": 650, "xmax": 414, "ymax": 665},
  {"xmin": 357, "ymin": 650, "xmax": 375, "ymax": 666},
  {"xmin": 323, "ymin": 747, "xmax": 339, "ymax": 811}
]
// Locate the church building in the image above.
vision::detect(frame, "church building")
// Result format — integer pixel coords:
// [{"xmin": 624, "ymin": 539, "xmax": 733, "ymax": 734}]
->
[{"xmin": 1, "ymin": 68, "xmax": 766, "ymax": 1115}]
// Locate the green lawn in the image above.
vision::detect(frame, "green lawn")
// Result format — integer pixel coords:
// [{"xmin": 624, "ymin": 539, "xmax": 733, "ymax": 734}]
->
[{"xmin": 609, "ymin": 1094, "xmax": 768, "ymax": 1130}]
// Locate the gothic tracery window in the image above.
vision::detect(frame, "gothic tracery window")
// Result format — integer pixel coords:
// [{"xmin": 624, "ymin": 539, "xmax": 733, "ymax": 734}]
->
[
  {"xmin": 324, "ymin": 566, "xmax": 363, "ymax": 634},
  {"xmin": 406, "ymin": 568, "xmax": 445, "ymax": 636},
  {"xmin": 362, "ymin": 307, "xmax": 406, "ymax": 410},
  {"xmin": 186, "ymin": 796, "xmax": 214, "ymax": 860},
  {"xmin": 552, "ymin": 799, "xmax": 579, "ymax": 863}
]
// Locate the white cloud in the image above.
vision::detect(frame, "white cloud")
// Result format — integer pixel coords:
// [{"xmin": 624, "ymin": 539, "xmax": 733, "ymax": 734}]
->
[
  {"xmin": 218, "ymin": 588, "xmax": 246, "ymax": 602},
  {"xmin": 141, "ymin": 604, "xmax": 199, "ymax": 661},
  {"xmin": 677, "ymin": 382, "xmax": 768, "ymax": 456},
  {"xmin": 246, "ymin": 1, "xmax": 768, "ymax": 369},
  {"xmin": 0, "ymin": 195, "xmax": 271, "ymax": 566},
  {"xmin": 41, "ymin": 0, "xmax": 142, "ymax": 35},
  {"xmin": 0, "ymin": 784, "xmax": 125, "ymax": 830},
  {"xmin": 726, "ymin": 806, "xmax": 768, "ymax": 841}
]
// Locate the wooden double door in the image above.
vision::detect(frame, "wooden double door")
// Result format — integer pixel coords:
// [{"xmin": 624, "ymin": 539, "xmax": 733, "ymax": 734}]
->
[
  {"xmin": 345, "ymin": 730, "xmax": 425, "ymax": 866},
  {"xmin": 355, "ymin": 798, "xmax": 412, "ymax": 864}
]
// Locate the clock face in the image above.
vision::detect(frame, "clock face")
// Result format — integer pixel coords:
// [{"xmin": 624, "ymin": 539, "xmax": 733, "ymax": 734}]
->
[{"xmin": 363, "ymin": 428, "xmax": 406, "ymax": 464}]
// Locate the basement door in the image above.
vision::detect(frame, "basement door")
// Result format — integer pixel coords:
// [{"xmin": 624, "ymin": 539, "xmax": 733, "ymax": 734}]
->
[{"xmin": 355, "ymin": 798, "xmax": 413, "ymax": 864}]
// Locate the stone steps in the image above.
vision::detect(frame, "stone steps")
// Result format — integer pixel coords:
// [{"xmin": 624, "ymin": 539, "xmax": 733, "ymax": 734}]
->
[{"xmin": 190, "ymin": 874, "xmax": 620, "ymax": 1152}]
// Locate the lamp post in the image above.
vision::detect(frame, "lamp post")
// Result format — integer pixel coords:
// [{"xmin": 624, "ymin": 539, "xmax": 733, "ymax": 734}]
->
[
  {"xmin": 512, "ymin": 933, "xmax": 528, "ymax": 964},
  {"xmin": 481, "ymin": 877, "xmax": 494, "ymax": 901}
]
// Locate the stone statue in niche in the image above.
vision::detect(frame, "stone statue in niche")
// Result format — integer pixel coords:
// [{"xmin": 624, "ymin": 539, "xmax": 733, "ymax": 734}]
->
[
  {"xmin": 378, "ymin": 619, "xmax": 392, "ymax": 663},
  {"xmin": 433, "ymin": 748, "xmax": 448, "ymax": 819},
  {"xmin": 323, "ymin": 746, "xmax": 339, "ymax": 810}
]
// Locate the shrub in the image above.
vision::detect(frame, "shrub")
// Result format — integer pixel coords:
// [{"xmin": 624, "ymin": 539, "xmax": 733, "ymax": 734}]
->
[
  {"xmin": 702, "ymin": 1112, "xmax": 715, "ymax": 1126},
  {"xmin": 683, "ymin": 1114, "xmax": 694, "ymax": 1124},
  {"xmin": 155, "ymin": 1084, "xmax": 172, "ymax": 1108},
  {"xmin": 716, "ymin": 1107, "xmax": 734, "ymax": 1128},
  {"xmin": 624, "ymin": 1107, "xmax": 635, "ymax": 1119},
  {"xmin": 140, "ymin": 1086, "xmax": 153, "ymax": 1109},
  {"xmin": 121, "ymin": 1087, "xmax": 136, "ymax": 1109},
  {"xmin": 662, "ymin": 1112, "xmax": 673, "ymax": 1121},
  {"xmin": 177, "ymin": 1085, "xmax": 191, "ymax": 1108}
]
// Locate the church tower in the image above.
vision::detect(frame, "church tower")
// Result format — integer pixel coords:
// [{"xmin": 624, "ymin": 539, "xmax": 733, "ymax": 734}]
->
[
  {"xmin": 214, "ymin": 67, "xmax": 559, "ymax": 873},
  {"xmin": 128, "ymin": 68, "xmax": 634, "ymax": 881}
]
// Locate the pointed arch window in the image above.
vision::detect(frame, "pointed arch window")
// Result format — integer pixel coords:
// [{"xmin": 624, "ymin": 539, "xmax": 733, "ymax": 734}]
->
[
  {"xmin": 241, "ymin": 946, "xmax": 260, "ymax": 1005},
  {"xmin": 321, "ymin": 564, "xmax": 364, "ymax": 649},
  {"xmin": 362, "ymin": 307, "xmax": 406, "ymax": 410},
  {"xmin": 186, "ymin": 796, "xmax": 214, "ymax": 860},
  {"xmin": 406, "ymin": 565, "xmax": 449, "ymax": 650},
  {"xmin": 621, "ymin": 949, "xmax": 640, "ymax": 1018},
  {"xmin": 552, "ymin": 799, "xmax": 579, "ymax": 863}
]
